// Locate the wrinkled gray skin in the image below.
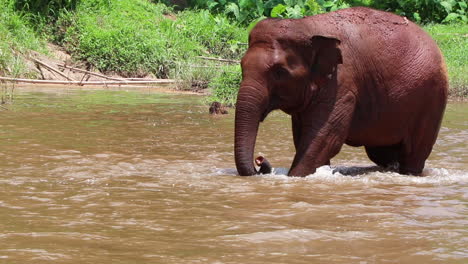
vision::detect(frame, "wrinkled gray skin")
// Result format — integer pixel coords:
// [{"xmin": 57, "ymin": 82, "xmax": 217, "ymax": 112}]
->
[{"xmin": 234, "ymin": 7, "xmax": 448, "ymax": 177}]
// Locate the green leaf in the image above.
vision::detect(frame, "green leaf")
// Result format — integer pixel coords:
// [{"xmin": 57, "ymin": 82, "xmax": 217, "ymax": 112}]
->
[
  {"xmin": 239, "ymin": 0, "xmax": 254, "ymax": 9},
  {"xmin": 264, "ymin": 0, "xmax": 282, "ymax": 9},
  {"xmin": 413, "ymin": 12, "xmax": 421, "ymax": 23},
  {"xmin": 339, "ymin": 2, "xmax": 350, "ymax": 9},
  {"xmin": 287, "ymin": 5, "xmax": 304, "ymax": 18},
  {"xmin": 459, "ymin": 1, "xmax": 467, "ymax": 10},
  {"xmin": 305, "ymin": 0, "xmax": 323, "ymax": 15},
  {"xmin": 440, "ymin": 1, "xmax": 454, "ymax": 13},
  {"xmin": 256, "ymin": 0, "xmax": 265, "ymax": 16},
  {"xmin": 443, "ymin": 12, "xmax": 460, "ymax": 22},
  {"xmin": 225, "ymin": 3, "xmax": 240, "ymax": 21},
  {"xmin": 323, "ymin": 1, "xmax": 334, "ymax": 8},
  {"xmin": 271, "ymin": 4, "xmax": 287, "ymax": 18},
  {"xmin": 207, "ymin": 0, "xmax": 218, "ymax": 10},
  {"xmin": 458, "ymin": 1, "xmax": 467, "ymax": 14}
]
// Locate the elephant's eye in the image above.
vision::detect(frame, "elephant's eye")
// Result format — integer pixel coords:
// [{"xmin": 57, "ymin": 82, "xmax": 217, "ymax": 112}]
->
[{"xmin": 272, "ymin": 66, "xmax": 290, "ymax": 81}]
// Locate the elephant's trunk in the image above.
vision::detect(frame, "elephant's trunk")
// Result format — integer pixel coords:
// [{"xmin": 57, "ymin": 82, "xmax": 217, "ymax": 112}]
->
[{"xmin": 234, "ymin": 85, "xmax": 267, "ymax": 176}]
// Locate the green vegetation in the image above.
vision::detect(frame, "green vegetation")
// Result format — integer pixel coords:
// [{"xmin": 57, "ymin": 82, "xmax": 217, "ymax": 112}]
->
[
  {"xmin": 61, "ymin": 1, "xmax": 193, "ymax": 77},
  {"xmin": 58, "ymin": 1, "xmax": 247, "ymax": 79},
  {"xmin": 0, "ymin": 0, "xmax": 466, "ymax": 104},
  {"xmin": 189, "ymin": 0, "xmax": 467, "ymax": 24},
  {"xmin": 0, "ymin": 0, "xmax": 45, "ymax": 77}
]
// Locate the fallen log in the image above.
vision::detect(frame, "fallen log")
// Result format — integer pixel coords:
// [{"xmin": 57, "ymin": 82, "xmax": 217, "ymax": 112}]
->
[
  {"xmin": 57, "ymin": 64, "xmax": 126, "ymax": 81},
  {"xmin": 0, "ymin": 77, "xmax": 178, "ymax": 85},
  {"xmin": 32, "ymin": 58, "xmax": 75, "ymax": 81}
]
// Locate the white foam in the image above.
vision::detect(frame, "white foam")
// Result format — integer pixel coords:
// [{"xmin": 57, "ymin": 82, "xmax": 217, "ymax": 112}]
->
[{"xmin": 257, "ymin": 165, "xmax": 468, "ymax": 186}]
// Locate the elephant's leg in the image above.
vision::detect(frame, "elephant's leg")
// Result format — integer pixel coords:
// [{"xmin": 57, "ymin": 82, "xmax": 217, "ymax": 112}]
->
[
  {"xmin": 289, "ymin": 92, "xmax": 356, "ymax": 176},
  {"xmin": 398, "ymin": 145, "xmax": 429, "ymax": 175},
  {"xmin": 398, "ymin": 136, "xmax": 435, "ymax": 175},
  {"xmin": 398, "ymin": 116, "xmax": 442, "ymax": 175},
  {"xmin": 365, "ymin": 144, "xmax": 400, "ymax": 168},
  {"xmin": 293, "ymin": 115, "xmax": 331, "ymax": 165},
  {"xmin": 291, "ymin": 115, "xmax": 301, "ymax": 151}
]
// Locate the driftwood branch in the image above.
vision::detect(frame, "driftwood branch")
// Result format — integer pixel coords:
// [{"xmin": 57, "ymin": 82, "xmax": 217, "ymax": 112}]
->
[
  {"xmin": 79, "ymin": 72, "xmax": 89, "ymax": 85},
  {"xmin": 0, "ymin": 105, "xmax": 9, "ymax": 111},
  {"xmin": 32, "ymin": 58, "xmax": 75, "ymax": 81},
  {"xmin": 0, "ymin": 77, "xmax": 178, "ymax": 85},
  {"xmin": 58, "ymin": 64, "xmax": 126, "ymax": 81},
  {"xmin": 196, "ymin": 56, "xmax": 240, "ymax": 64}
]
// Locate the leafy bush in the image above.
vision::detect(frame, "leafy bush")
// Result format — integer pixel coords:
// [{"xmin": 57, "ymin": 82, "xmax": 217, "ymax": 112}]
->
[
  {"xmin": 188, "ymin": 0, "xmax": 370, "ymax": 23},
  {"xmin": 187, "ymin": 0, "xmax": 467, "ymax": 24},
  {"xmin": 190, "ymin": 0, "xmax": 324, "ymax": 23},
  {"xmin": 174, "ymin": 9, "xmax": 247, "ymax": 59},
  {"xmin": 371, "ymin": 0, "xmax": 467, "ymax": 24}
]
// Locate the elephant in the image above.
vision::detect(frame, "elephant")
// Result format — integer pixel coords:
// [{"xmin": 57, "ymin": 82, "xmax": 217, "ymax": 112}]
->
[{"xmin": 234, "ymin": 7, "xmax": 448, "ymax": 177}]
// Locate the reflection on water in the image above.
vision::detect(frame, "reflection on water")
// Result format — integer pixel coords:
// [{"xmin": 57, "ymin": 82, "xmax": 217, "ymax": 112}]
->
[{"xmin": 0, "ymin": 87, "xmax": 467, "ymax": 263}]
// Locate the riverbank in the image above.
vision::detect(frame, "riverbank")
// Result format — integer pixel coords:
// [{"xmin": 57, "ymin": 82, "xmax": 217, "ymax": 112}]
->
[{"xmin": 0, "ymin": 0, "xmax": 466, "ymax": 103}]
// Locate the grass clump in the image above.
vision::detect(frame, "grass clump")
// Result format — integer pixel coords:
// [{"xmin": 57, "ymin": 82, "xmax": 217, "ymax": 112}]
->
[
  {"xmin": 424, "ymin": 23, "xmax": 468, "ymax": 97},
  {"xmin": 168, "ymin": 9, "xmax": 247, "ymax": 90},
  {"xmin": 174, "ymin": 9, "xmax": 247, "ymax": 59},
  {"xmin": 61, "ymin": 0, "xmax": 197, "ymax": 78},
  {"xmin": 206, "ymin": 65, "xmax": 242, "ymax": 107}
]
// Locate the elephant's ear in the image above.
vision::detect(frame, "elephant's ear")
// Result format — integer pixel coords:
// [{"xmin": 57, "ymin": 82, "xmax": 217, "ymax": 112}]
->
[{"xmin": 310, "ymin": 35, "xmax": 343, "ymax": 79}]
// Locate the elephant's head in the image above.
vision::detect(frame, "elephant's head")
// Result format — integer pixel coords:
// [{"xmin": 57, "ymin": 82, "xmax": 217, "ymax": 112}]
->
[{"xmin": 234, "ymin": 19, "xmax": 343, "ymax": 176}]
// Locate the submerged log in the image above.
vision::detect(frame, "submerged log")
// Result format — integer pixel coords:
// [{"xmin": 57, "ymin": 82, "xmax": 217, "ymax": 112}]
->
[{"xmin": 57, "ymin": 64, "xmax": 126, "ymax": 81}]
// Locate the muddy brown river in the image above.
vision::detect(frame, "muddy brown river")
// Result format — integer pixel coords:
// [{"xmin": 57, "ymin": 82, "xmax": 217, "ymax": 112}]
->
[{"xmin": 0, "ymin": 86, "xmax": 467, "ymax": 263}]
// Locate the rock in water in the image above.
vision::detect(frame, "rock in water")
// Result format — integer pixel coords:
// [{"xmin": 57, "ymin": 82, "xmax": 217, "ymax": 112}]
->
[
  {"xmin": 209, "ymin": 102, "xmax": 228, "ymax": 115},
  {"xmin": 255, "ymin": 156, "xmax": 272, "ymax": 174}
]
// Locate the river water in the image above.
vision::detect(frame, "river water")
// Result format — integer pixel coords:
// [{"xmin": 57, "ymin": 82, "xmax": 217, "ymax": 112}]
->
[{"xmin": 0, "ymin": 87, "xmax": 467, "ymax": 263}]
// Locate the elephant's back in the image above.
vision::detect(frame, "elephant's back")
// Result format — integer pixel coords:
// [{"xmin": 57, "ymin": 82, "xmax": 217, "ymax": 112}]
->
[
  {"xmin": 320, "ymin": 7, "xmax": 442, "ymax": 61},
  {"xmin": 316, "ymin": 8, "xmax": 448, "ymax": 146},
  {"xmin": 319, "ymin": 7, "xmax": 447, "ymax": 99}
]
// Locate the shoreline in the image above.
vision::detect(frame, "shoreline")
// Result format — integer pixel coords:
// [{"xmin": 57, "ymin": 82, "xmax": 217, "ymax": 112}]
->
[
  {"xmin": 3, "ymin": 83, "xmax": 465, "ymax": 102},
  {"xmin": 1, "ymin": 82, "xmax": 206, "ymax": 96}
]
